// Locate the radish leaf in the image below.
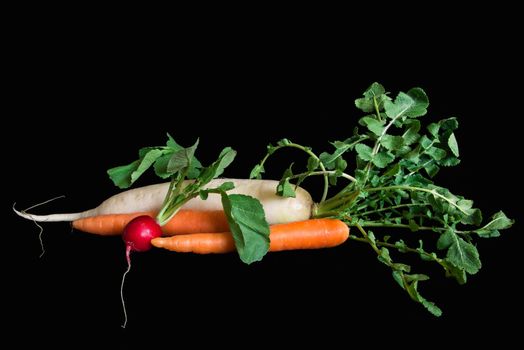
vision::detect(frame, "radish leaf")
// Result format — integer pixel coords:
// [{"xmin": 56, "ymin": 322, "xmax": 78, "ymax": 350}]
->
[{"xmin": 221, "ymin": 194, "xmax": 270, "ymax": 264}]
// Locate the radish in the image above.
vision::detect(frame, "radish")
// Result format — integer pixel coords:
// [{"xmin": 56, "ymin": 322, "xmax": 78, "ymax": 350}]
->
[
  {"xmin": 120, "ymin": 215, "xmax": 162, "ymax": 328},
  {"xmin": 14, "ymin": 179, "xmax": 314, "ymax": 225}
]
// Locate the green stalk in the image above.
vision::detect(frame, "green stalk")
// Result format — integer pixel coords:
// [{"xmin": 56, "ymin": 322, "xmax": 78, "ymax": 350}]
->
[
  {"xmin": 349, "ymin": 236, "xmax": 444, "ymax": 264},
  {"xmin": 254, "ymin": 142, "xmax": 330, "ymax": 203},
  {"xmin": 364, "ymin": 185, "xmax": 470, "ymax": 215}
]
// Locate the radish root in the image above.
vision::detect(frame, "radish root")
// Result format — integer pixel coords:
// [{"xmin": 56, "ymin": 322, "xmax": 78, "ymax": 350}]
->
[
  {"xmin": 13, "ymin": 195, "xmax": 66, "ymax": 257},
  {"xmin": 121, "ymin": 245, "xmax": 132, "ymax": 329}
]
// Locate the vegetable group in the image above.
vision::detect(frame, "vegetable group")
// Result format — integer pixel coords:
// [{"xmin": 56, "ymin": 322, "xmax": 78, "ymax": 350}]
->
[{"xmin": 14, "ymin": 82, "xmax": 514, "ymax": 321}]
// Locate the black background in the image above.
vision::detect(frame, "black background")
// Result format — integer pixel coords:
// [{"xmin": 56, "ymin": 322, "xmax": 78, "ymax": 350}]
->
[{"xmin": 5, "ymin": 10, "xmax": 523, "ymax": 346}]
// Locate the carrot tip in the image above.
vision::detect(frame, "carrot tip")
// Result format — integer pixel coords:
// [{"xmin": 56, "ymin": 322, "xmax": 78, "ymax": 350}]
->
[{"xmin": 150, "ymin": 238, "xmax": 163, "ymax": 248}]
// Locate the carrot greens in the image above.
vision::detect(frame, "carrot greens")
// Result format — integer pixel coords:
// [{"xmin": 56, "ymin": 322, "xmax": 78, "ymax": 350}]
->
[{"xmin": 250, "ymin": 82, "xmax": 514, "ymax": 316}]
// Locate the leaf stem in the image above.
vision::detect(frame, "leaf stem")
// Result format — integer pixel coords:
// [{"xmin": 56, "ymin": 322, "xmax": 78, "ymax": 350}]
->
[
  {"xmin": 354, "ymin": 222, "xmax": 381, "ymax": 254},
  {"xmin": 364, "ymin": 185, "xmax": 470, "ymax": 216},
  {"xmin": 359, "ymin": 221, "xmax": 439, "ymax": 232},
  {"xmin": 286, "ymin": 143, "xmax": 330, "ymax": 202},
  {"xmin": 358, "ymin": 203, "xmax": 422, "ymax": 217},
  {"xmin": 373, "ymin": 96, "xmax": 382, "ymax": 122},
  {"xmin": 256, "ymin": 142, "xmax": 330, "ymax": 203},
  {"xmin": 362, "ymin": 108, "xmax": 407, "ymax": 185},
  {"xmin": 349, "ymin": 235, "xmax": 443, "ymax": 263},
  {"xmin": 289, "ymin": 170, "xmax": 356, "ymax": 183}
]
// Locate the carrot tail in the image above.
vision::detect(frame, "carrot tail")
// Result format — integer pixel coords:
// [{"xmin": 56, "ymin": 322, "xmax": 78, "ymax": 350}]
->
[
  {"xmin": 152, "ymin": 232, "xmax": 236, "ymax": 254},
  {"xmin": 151, "ymin": 219, "xmax": 349, "ymax": 254},
  {"xmin": 72, "ymin": 210, "xmax": 229, "ymax": 236}
]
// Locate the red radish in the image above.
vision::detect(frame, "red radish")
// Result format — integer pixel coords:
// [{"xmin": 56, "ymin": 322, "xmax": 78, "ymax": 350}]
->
[
  {"xmin": 123, "ymin": 215, "xmax": 163, "ymax": 254},
  {"xmin": 120, "ymin": 215, "xmax": 162, "ymax": 328}
]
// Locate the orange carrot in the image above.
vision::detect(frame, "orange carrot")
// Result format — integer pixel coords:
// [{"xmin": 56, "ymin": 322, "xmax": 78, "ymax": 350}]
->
[
  {"xmin": 72, "ymin": 210, "xmax": 229, "ymax": 236},
  {"xmin": 151, "ymin": 219, "xmax": 349, "ymax": 254}
]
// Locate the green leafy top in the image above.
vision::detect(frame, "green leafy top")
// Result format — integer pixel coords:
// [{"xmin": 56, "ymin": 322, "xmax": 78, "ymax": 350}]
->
[
  {"xmin": 249, "ymin": 82, "xmax": 514, "ymax": 316},
  {"xmin": 107, "ymin": 134, "xmax": 270, "ymax": 264}
]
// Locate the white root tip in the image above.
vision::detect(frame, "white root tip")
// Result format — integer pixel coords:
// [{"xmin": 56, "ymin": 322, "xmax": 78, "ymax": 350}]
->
[{"xmin": 12, "ymin": 197, "xmax": 89, "ymax": 222}]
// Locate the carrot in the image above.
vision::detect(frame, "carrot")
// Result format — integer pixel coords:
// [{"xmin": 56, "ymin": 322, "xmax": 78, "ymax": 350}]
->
[
  {"xmin": 72, "ymin": 210, "xmax": 229, "ymax": 236},
  {"xmin": 151, "ymin": 219, "xmax": 349, "ymax": 254}
]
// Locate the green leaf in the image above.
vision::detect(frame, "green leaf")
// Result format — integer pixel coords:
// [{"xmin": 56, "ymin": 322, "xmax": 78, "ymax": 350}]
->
[
  {"xmin": 131, "ymin": 148, "xmax": 167, "ymax": 184},
  {"xmin": 249, "ymin": 164, "xmax": 266, "ymax": 179},
  {"xmin": 484, "ymin": 211, "xmax": 514, "ymax": 230},
  {"xmin": 419, "ymin": 135, "xmax": 433, "ymax": 149},
  {"xmin": 109, "ymin": 138, "xmax": 196, "ymax": 189},
  {"xmin": 427, "ymin": 122, "xmax": 440, "ymax": 138},
  {"xmin": 372, "ymin": 151, "xmax": 394, "ymax": 168},
  {"xmin": 266, "ymin": 143, "xmax": 277, "ymax": 155},
  {"xmin": 460, "ymin": 208, "xmax": 482, "ymax": 226},
  {"xmin": 392, "ymin": 263, "xmax": 411, "ymax": 272},
  {"xmin": 402, "ymin": 120, "xmax": 421, "ymax": 145},
  {"xmin": 319, "ymin": 143, "xmax": 351, "ymax": 169},
  {"xmin": 383, "ymin": 163, "xmax": 401, "ymax": 177},
  {"xmin": 377, "ymin": 247, "xmax": 392, "ymax": 265},
  {"xmin": 249, "ymin": 163, "xmax": 265, "ymax": 179},
  {"xmin": 166, "ymin": 133, "xmax": 182, "ymax": 150},
  {"xmin": 363, "ymin": 82, "xmax": 386, "ymax": 99},
  {"xmin": 277, "ymin": 178, "xmax": 295, "ymax": 197},
  {"xmin": 199, "ymin": 181, "xmax": 236, "ymax": 200},
  {"xmin": 107, "ymin": 160, "xmax": 140, "ymax": 189},
  {"xmin": 405, "ymin": 88, "xmax": 429, "ymax": 117},
  {"xmin": 199, "ymin": 147, "xmax": 237, "ymax": 185},
  {"xmin": 355, "ymin": 98, "xmax": 375, "ymax": 113},
  {"xmin": 335, "ymin": 157, "xmax": 347, "ymax": 172},
  {"xmin": 355, "ymin": 82, "xmax": 387, "ymax": 112},
  {"xmin": 392, "ymin": 271, "xmax": 404, "ymax": 288},
  {"xmin": 404, "ymin": 273, "xmax": 429, "ymax": 282},
  {"xmin": 381, "ymin": 135, "xmax": 404, "ymax": 151},
  {"xmin": 475, "ymin": 211, "xmax": 514, "ymax": 238},
  {"xmin": 359, "ymin": 116, "xmax": 385, "ymax": 136},
  {"xmin": 437, "ymin": 229, "xmax": 453, "ymax": 250},
  {"xmin": 355, "ymin": 143, "xmax": 373, "ymax": 161},
  {"xmin": 408, "ymin": 219, "xmax": 420, "ymax": 232},
  {"xmin": 442, "ymin": 260, "xmax": 467, "ymax": 284},
  {"xmin": 221, "ymin": 194, "xmax": 270, "ymax": 264},
  {"xmin": 276, "ymin": 164, "xmax": 296, "ymax": 198},
  {"xmin": 154, "ymin": 136, "xmax": 202, "ymax": 179},
  {"xmin": 427, "ymin": 147, "xmax": 447, "ymax": 161},
  {"xmin": 439, "ymin": 156, "xmax": 460, "ymax": 167},
  {"xmin": 419, "ymin": 293, "xmax": 442, "ymax": 317},
  {"xmin": 384, "ymin": 88, "xmax": 429, "ymax": 119},
  {"xmin": 394, "ymin": 239, "xmax": 408, "ymax": 253},
  {"xmin": 213, "ymin": 147, "xmax": 237, "ymax": 177},
  {"xmin": 448, "ymin": 133, "xmax": 459, "ymax": 157},
  {"xmin": 186, "ymin": 158, "xmax": 202, "ymax": 179},
  {"xmin": 446, "ymin": 232, "xmax": 482, "ymax": 274},
  {"xmin": 395, "ymin": 272, "xmax": 442, "ymax": 317},
  {"xmin": 440, "ymin": 117, "xmax": 459, "ymax": 131},
  {"xmin": 367, "ymin": 231, "xmax": 376, "ymax": 245},
  {"xmin": 307, "ymin": 156, "xmax": 320, "ymax": 171},
  {"xmin": 277, "ymin": 138, "xmax": 292, "ymax": 146},
  {"xmin": 167, "ymin": 139, "xmax": 200, "ymax": 174},
  {"xmin": 154, "ymin": 153, "xmax": 174, "ymax": 179},
  {"xmin": 424, "ymin": 162, "xmax": 440, "ymax": 178}
]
